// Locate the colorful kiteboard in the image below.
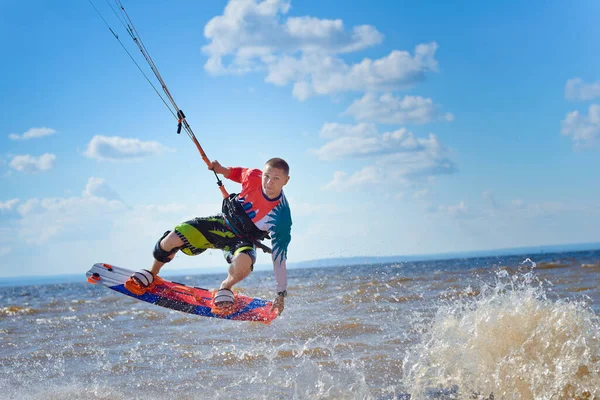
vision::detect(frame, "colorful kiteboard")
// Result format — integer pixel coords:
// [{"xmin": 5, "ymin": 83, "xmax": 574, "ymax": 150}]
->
[{"xmin": 86, "ymin": 263, "xmax": 278, "ymax": 323}]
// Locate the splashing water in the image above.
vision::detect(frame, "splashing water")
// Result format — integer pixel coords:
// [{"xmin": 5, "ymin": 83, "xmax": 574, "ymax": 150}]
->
[
  {"xmin": 403, "ymin": 260, "xmax": 600, "ymax": 399},
  {"xmin": 2, "ymin": 252, "xmax": 599, "ymax": 399}
]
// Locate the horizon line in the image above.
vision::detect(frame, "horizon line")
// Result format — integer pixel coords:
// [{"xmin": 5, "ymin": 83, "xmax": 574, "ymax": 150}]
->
[
  {"xmin": 288, "ymin": 240, "xmax": 600, "ymax": 266},
  {"xmin": 1, "ymin": 240, "xmax": 599, "ymax": 283}
]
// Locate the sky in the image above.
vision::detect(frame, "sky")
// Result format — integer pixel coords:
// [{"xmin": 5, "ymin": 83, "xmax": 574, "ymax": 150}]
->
[{"xmin": 1, "ymin": 0, "xmax": 599, "ymax": 278}]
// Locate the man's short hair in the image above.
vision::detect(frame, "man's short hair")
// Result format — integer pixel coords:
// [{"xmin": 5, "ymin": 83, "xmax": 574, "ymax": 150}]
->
[{"xmin": 265, "ymin": 158, "xmax": 289, "ymax": 175}]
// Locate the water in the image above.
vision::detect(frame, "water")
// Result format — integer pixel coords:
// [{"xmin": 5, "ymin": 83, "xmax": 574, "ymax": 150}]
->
[{"xmin": 1, "ymin": 250, "xmax": 599, "ymax": 399}]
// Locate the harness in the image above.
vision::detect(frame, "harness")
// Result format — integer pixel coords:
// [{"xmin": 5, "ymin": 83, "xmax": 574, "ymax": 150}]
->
[{"xmin": 222, "ymin": 194, "xmax": 272, "ymax": 254}]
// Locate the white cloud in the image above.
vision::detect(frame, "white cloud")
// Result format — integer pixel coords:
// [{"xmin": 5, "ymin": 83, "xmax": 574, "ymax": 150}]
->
[
  {"xmin": 16, "ymin": 195, "xmax": 127, "ymax": 243},
  {"xmin": 509, "ymin": 199, "xmax": 563, "ymax": 218},
  {"xmin": 203, "ymin": 0, "xmax": 382, "ymax": 73},
  {"xmin": 414, "ymin": 188, "xmax": 429, "ymax": 199},
  {"xmin": 11, "ymin": 178, "xmax": 207, "ymax": 246},
  {"xmin": 84, "ymin": 135, "xmax": 172, "ymax": 162},
  {"xmin": 323, "ymin": 167, "xmax": 379, "ymax": 191},
  {"xmin": 437, "ymin": 201, "xmax": 468, "ymax": 218},
  {"xmin": 344, "ymin": 93, "xmax": 454, "ymax": 124},
  {"xmin": 202, "ymin": 0, "xmax": 438, "ymax": 99},
  {"xmin": 83, "ymin": 177, "xmax": 121, "ymax": 202},
  {"xmin": 8, "ymin": 153, "xmax": 56, "ymax": 173},
  {"xmin": 16, "ymin": 178, "xmax": 126, "ymax": 223},
  {"xmin": 8, "ymin": 127, "xmax": 56, "ymax": 140},
  {"xmin": 321, "ymin": 161, "xmax": 440, "ymax": 191},
  {"xmin": 313, "ymin": 123, "xmax": 416, "ymax": 160},
  {"xmin": 527, "ymin": 202, "xmax": 563, "ymax": 217},
  {"xmin": 313, "ymin": 133, "xmax": 391, "ymax": 160},
  {"xmin": 317, "ymin": 123, "xmax": 455, "ymax": 191},
  {"xmin": 0, "ymin": 199, "xmax": 19, "ymax": 211},
  {"xmin": 268, "ymin": 43, "xmax": 439, "ymax": 100},
  {"xmin": 136, "ymin": 204, "xmax": 189, "ymax": 214},
  {"xmin": 379, "ymin": 142, "xmax": 456, "ymax": 179},
  {"xmin": 313, "ymin": 123, "xmax": 447, "ymax": 162},
  {"xmin": 565, "ymin": 78, "xmax": 600, "ymax": 102},
  {"xmin": 561, "ymin": 104, "xmax": 600, "ymax": 148},
  {"xmin": 467, "ymin": 196, "xmax": 567, "ymax": 221},
  {"xmin": 16, "ymin": 199, "xmax": 43, "ymax": 217},
  {"xmin": 434, "ymin": 199, "xmax": 567, "ymax": 224},
  {"xmin": 512, "ymin": 199, "xmax": 524, "ymax": 207},
  {"xmin": 318, "ymin": 122, "xmax": 378, "ymax": 140},
  {"xmin": 0, "ymin": 177, "xmax": 230, "ymax": 276}
]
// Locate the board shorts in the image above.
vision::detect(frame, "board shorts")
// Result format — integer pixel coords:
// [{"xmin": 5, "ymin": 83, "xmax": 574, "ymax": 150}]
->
[{"xmin": 173, "ymin": 215, "xmax": 257, "ymax": 268}]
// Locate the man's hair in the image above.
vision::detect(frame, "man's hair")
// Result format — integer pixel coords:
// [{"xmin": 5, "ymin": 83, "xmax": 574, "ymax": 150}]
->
[{"xmin": 265, "ymin": 157, "xmax": 290, "ymax": 175}]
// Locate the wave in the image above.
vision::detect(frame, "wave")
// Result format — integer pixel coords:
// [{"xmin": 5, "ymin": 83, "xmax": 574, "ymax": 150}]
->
[
  {"xmin": 0, "ymin": 305, "xmax": 38, "ymax": 317},
  {"xmin": 403, "ymin": 261, "xmax": 600, "ymax": 399}
]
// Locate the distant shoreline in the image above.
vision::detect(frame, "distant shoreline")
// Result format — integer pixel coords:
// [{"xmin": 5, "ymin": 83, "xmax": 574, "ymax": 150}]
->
[
  {"xmin": 288, "ymin": 241, "xmax": 600, "ymax": 269},
  {"xmin": 1, "ymin": 241, "xmax": 599, "ymax": 287}
]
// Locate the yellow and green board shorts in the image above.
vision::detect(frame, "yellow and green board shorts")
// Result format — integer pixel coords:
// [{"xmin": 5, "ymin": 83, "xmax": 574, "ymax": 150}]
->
[{"xmin": 173, "ymin": 215, "xmax": 257, "ymax": 267}]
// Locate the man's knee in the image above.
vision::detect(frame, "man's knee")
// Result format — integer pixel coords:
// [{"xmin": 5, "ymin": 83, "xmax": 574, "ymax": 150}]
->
[
  {"xmin": 153, "ymin": 230, "xmax": 184, "ymax": 263},
  {"xmin": 226, "ymin": 248, "xmax": 256, "ymax": 270},
  {"xmin": 162, "ymin": 231, "xmax": 184, "ymax": 249},
  {"xmin": 231, "ymin": 252, "xmax": 254, "ymax": 273},
  {"xmin": 232, "ymin": 251, "xmax": 252, "ymax": 264}
]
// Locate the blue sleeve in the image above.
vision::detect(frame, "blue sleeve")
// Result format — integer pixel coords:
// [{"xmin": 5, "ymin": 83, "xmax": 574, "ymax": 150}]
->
[{"xmin": 267, "ymin": 196, "xmax": 292, "ymax": 292}]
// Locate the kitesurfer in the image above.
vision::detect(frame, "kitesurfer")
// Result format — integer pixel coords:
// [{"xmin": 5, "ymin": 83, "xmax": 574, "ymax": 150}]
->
[{"xmin": 125, "ymin": 158, "xmax": 292, "ymax": 315}]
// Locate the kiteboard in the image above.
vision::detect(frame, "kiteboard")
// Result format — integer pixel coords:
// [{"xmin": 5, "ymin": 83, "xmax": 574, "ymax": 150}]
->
[{"xmin": 86, "ymin": 263, "xmax": 278, "ymax": 323}]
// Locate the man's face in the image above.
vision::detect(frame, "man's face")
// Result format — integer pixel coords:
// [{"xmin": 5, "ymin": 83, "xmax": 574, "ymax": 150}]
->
[{"xmin": 262, "ymin": 165, "xmax": 289, "ymax": 198}]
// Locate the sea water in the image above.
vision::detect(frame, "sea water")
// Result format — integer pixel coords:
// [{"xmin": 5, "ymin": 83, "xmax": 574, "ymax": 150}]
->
[{"xmin": 1, "ymin": 250, "xmax": 599, "ymax": 399}]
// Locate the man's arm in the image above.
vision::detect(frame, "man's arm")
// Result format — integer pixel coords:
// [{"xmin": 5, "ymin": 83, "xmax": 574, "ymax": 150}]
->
[
  {"xmin": 270, "ymin": 254, "xmax": 287, "ymax": 315},
  {"xmin": 210, "ymin": 161, "xmax": 255, "ymax": 184},
  {"xmin": 269, "ymin": 197, "xmax": 292, "ymax": 315},
  {"xmin": 272, "ymin": 253, "xmax": 288, "ymax": 295},
  {"xmin": 209, "ymin": 160, "xmax": 231, "ymax": 178}
]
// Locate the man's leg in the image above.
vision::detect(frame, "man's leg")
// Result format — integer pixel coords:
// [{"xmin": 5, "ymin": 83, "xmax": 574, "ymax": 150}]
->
[
  {"xmin": 220, "ymin": 252, "xmax": 253, "ymax": 290},
  {"xmin": 150, "ymin": 231, "xmax": 184, "ymax": 276},
  {"xmin": 125, "ymin": 230, "xmax": 185, "ymax": 295}
]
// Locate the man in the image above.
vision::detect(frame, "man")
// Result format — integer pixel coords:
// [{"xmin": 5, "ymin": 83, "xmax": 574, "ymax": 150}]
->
[{"xmin": 125, "ymin": 157, "xmax": 292, "ymax": 315}]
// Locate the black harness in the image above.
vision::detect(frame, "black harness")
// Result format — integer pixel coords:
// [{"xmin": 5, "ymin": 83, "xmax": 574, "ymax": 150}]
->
[{"xmin": 222, "ymin": 194, "xmax": 272, "ymax": 254}]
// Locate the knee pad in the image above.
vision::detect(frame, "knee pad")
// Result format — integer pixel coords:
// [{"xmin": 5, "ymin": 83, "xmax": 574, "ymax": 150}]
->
[{"xmin": 153, "ymin": 230, "xmax": 181, "ymax": 263}]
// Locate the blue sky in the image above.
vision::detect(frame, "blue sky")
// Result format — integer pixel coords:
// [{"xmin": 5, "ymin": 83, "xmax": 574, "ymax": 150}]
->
[{"xmin": 1, "ymin": 0, "xmax": 599, "ymax": 278}]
